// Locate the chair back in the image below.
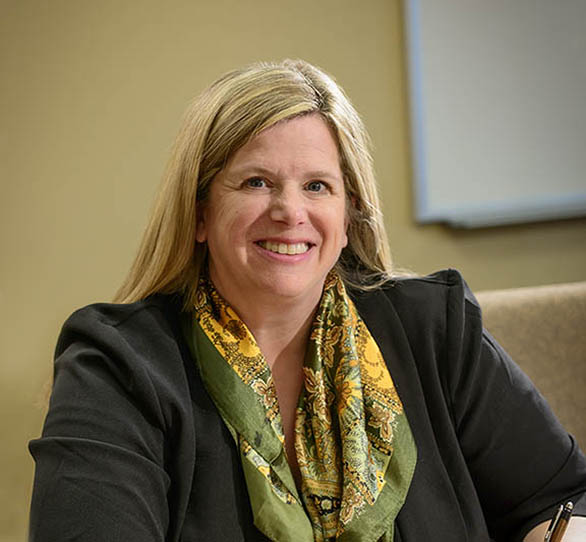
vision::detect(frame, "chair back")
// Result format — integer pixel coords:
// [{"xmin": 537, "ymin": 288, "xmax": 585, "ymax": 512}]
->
[{"xmin": 476, "ymin": 281, "xmax": 586, "ymax": 451}]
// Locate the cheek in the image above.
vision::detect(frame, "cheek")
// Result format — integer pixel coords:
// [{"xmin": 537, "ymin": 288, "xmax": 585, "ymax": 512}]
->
[
  {"xmin": 321, "ymin": 204, "xmax": 350, "ymax": 248},
  {"xmin": 210, "ymin": 200, "xmax": 266, "ymax": 246},
  {"xmin": 231, "ymin": 198, "xmax": 270, "ymax": 227},
  {"xmin": 224, "ymin": 207, "xmax": 256, "ymax": 235}
]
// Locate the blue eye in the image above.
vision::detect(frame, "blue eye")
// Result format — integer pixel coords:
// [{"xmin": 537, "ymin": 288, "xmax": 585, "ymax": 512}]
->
[
  {"xmin": 246, "ymin": 177, "xmax": 266, "ymax": 188},
  {"xmin": 307, "ymin": 181, "xmax": 325, "ymax": 192}
]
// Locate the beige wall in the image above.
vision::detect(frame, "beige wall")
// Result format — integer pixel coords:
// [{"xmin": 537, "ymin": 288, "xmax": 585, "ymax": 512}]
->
[{"xmin": 2, "ymin": 1, "xmax": 585, "ymax": 539}]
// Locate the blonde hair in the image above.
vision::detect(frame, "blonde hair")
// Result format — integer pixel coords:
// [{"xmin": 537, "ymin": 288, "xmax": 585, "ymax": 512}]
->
[{"xmin": 114, "ymin": 59, "xmax": 393, "ymax": 308}]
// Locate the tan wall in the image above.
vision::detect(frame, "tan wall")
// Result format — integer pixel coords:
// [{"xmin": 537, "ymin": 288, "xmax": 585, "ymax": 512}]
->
[{"xmin": 2, "ymin": 1, "xmax": 585, "ymax": 539}]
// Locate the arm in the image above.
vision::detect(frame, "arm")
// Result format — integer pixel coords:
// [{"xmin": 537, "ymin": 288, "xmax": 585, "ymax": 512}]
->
[
  {"xmin": 29, "ymin": 304, "xmax": 182, "ymax": 541},
  {"xmin": 445, "ymin": 272, "xmax": 586, "ymax": 541}
]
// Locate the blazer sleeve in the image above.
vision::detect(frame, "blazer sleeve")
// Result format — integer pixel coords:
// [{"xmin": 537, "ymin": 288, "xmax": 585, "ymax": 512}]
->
[
  {"xmin": 28, "ymin": 303, "xmax": 187, "ymax": 542},
  {"xmin": 445, "ymin": 270, "xmax": 586, "ymax": 541}
]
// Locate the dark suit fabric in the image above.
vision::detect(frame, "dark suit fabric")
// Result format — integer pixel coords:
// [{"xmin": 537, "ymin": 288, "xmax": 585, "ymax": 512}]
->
[{"xmin": 29, "ymin": 270, "xmax": 586, "ymax": 541}]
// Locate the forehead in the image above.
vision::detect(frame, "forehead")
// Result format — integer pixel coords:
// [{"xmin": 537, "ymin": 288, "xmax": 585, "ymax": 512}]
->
[{"xmin": 225, "ymin": 114, "xmax": 342, "ymax": 175}]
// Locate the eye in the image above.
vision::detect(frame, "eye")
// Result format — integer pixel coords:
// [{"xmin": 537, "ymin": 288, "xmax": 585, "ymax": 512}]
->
[
  {"xmin": 244, "ymin": 177, "xmax": 267, "ymax": 189},
  {"xmin": 306, "ymin": 181, "xmax": 327, "ymax": 192}
]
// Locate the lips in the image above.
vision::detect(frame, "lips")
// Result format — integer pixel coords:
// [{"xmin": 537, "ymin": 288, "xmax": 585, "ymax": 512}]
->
[{"xmin": 256, "ymin": 240, "xmax": 311, "ymax": 255}]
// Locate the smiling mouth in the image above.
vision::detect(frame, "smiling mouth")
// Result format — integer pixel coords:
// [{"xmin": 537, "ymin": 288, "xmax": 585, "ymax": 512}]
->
[{"xmin": 257, "ymin": 241, "xmax": 311, "ymax": 255}]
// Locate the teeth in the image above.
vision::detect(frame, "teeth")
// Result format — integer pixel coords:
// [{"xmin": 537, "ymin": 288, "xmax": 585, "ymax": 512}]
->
[{"xmin": 259, "ymin": 241, "xmax": 309, "ymax": 255}]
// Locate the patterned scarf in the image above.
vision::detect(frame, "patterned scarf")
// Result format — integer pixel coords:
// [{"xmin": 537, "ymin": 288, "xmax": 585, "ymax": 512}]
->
[{"xmin": 187, "ymin": 272, "xmax": 416, "ymax": 542}]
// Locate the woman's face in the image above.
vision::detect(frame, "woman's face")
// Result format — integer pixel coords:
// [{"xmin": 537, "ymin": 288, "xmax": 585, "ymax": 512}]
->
[{"xmin": 196, "ymin": 113, "xmax": 348, "ymax": 312}]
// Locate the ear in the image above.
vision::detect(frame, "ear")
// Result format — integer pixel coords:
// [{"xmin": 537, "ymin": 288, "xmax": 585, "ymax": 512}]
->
[
  {"xmin": 195, "ymin": 207, "xmax": 207, "ymax": 243},
  {"xmin": 342, "ymin": 194, "xmax": 357, "ymax": 248},
  {"xmin": 342, "ymin": 214, "xmax": 349, "ymax": 249}
]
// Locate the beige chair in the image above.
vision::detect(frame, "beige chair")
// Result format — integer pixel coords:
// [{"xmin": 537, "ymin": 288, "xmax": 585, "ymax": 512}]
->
[{"xmin": 476, "ymin": 281, "xmax": 586, "ymax": 451}]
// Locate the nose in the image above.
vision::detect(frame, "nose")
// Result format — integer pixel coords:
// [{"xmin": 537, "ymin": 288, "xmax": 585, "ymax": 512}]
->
[{"xmin": 268, "ymin": 184, "xmax": 307, "ymax": 225}]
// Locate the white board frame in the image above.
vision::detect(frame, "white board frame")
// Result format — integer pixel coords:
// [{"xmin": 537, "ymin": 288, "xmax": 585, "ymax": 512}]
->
[{"xmin": 404, "ymin": 0, "xmax": 586, "ymax": 228}]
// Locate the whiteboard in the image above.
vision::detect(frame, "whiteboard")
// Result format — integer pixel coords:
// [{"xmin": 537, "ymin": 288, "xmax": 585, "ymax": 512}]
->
[{"xmin": 404, "ymin": 0, "xmax": 586, "ymax": 227}]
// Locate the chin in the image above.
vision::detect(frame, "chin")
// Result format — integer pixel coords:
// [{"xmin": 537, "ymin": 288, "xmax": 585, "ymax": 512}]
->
[{"xmin": 258, "ymin": 274, "xmax": 325, "ymax": 302}]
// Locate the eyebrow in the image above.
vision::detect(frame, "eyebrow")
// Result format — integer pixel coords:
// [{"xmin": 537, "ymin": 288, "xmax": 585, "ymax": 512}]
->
[{"xmin": 229, "ymin": 165, "xmax": 343, "ymax": 181}]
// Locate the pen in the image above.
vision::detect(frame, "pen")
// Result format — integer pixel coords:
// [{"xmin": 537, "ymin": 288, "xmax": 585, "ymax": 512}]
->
[
  {"xmin": 544, "ymin": 505, "xmax": 563, "ymax": 542},
  {"xmin": 544, "ymin": 501, "xmax": 573, "ymax": 542}
]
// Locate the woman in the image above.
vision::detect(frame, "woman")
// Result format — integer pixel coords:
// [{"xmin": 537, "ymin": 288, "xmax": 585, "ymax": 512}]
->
[{"xmin": 29, "ymin": 60, "xmax": 586, "ymax": 541}]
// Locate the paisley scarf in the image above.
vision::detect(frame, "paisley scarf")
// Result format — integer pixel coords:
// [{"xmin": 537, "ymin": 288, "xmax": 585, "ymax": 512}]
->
[{"xmin": 187, "ymin": 272, "xmax": 416, "ymax": 541}]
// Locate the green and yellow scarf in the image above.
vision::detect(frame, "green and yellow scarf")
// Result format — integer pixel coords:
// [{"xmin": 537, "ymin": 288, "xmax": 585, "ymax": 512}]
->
[{"xmin": 187, "ymin": 272, "xmax": 416, "ymax": 542}]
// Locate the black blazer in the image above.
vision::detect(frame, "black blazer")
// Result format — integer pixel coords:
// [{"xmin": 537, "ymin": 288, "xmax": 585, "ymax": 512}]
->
[{"xmin": 29, "ymin": 270, "xmax": 586, "ymax": 541}]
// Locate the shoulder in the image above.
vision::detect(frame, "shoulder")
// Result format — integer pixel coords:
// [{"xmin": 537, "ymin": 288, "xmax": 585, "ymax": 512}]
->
[
  {"xmin": 56, "ymin": 293, "xmax": 184, "ymax": 356},
  {"xmin": 60, "ymin": 293, "xmax": 182, "ymax": 332},
  {"xmin": 351, "ymin": 268, "xmax": 481, "ymax": 334},
  {"xmin": 54, "ymin": 294, "xmax": 192, "ymax": 420},
  {"xmin": 382, "ymin": 268, "xmax": 478, "ymax": 308}
]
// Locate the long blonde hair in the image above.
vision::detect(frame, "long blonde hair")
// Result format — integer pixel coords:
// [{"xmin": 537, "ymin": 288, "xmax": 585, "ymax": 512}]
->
[{"xmin": 114, "ymin": 59, "xmax": 393, "ymax": 308}]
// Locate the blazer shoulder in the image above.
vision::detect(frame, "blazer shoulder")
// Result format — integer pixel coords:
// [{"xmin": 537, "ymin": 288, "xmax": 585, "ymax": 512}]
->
[
  {"xmin": 352, "ymin": 269, "xmax": 481, "ymax": 333},
  {"xmin": 55, "ymin": 293, "xmax": 185, "ymax": 358},
  {"xmin": 63, "ymin": 293, "xmax": 181, "ymax": 327},
  {"xmin": 367, "ymin": 267, "xmax": 477, "ymax": 305}
]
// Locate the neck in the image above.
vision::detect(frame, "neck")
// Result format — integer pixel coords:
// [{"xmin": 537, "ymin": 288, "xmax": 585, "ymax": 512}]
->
[
  {"xmin": 207, "ymin": 266, "xmax": 324, "ymax": 366},
  {"xmin": 233, "ymin": 294, "xmax": 318, "ymax": 368}
]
